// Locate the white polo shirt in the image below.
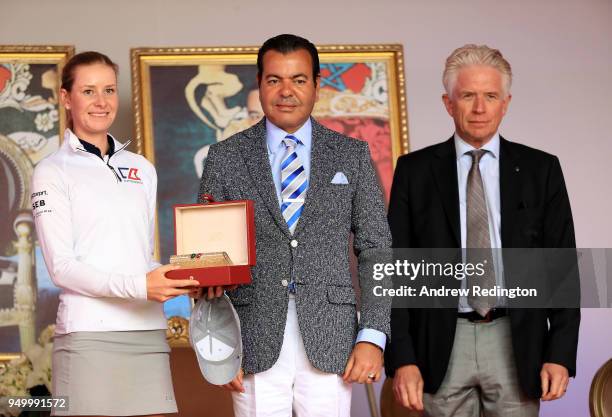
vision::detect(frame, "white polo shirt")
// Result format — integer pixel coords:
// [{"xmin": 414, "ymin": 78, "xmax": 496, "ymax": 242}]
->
[{"xmin": 31, "ymin": 129, "xmax": 165, "ymax": 334}]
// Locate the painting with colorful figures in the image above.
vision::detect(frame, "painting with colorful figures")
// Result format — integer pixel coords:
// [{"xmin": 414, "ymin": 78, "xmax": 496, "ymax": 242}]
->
[{"xmin": 0, "ymin": 45, "xmax": 73, "ymax": 358}]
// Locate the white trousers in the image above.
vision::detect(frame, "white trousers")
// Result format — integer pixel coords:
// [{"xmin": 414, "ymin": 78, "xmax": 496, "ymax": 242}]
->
[{"xmin": 232, "ymin": 297, "xmax": 352, "ymax": 417}]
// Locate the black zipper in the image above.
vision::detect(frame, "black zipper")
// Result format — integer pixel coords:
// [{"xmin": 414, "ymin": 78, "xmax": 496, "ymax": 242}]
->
[
  {"xmin": 107, "ymin": 160, "xmax": 122, "ymax": 182},
  {"xmin": 106, "ymin": 141, "xmax": 131, "ymax": 182}
]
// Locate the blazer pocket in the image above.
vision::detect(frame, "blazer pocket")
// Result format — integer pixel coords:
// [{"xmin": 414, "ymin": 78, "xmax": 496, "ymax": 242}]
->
[
  {"xmin": 227, "ymin": 286, "xmax": 254, "ymax": 306},
  {"xmin": 327, "ymin": 285, "xmax": 357, "ymax": 305},
  {"xmin": 326, "ymin": 183, "xmax": 352, "ymax": 197},
  {"xmin": 322, "ymin": 185, "xmax": 353, "ymax": 214}
]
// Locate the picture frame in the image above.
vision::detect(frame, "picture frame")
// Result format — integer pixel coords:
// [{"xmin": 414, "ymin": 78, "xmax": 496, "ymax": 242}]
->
[
  {"xmin": 0, "ymin": 45, "xmax": 74, "ymax": 361},
  {"xmin": 131, "ymin": 44, "xmax": 410, "ymax": 344}
]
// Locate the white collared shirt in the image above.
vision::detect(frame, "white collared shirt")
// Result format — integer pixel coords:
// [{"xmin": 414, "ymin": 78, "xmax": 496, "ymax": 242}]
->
[
  {"xmin": 265, "ymin": 118, "xmax": 312, "ymax": 205},
  {"xmin": 31, "ymin": 129, "xmax": 164, "ymax": 334}
]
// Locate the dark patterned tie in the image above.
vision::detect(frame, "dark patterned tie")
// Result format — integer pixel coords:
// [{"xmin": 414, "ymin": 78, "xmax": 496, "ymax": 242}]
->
[{"xmin": 466, "ymin": 150, "xmax": 496, "ymax": 316}]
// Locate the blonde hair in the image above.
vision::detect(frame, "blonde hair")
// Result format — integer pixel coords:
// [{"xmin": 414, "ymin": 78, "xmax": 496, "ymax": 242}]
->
[{"xmin": 443, "ymin": 44, "xmax": 512, "ymax": 97}]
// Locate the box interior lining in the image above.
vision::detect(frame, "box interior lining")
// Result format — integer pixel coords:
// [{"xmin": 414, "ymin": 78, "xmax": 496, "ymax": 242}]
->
[{"xmin": 175, "ymin": 204, "xmax": 249, "ymax": 265}]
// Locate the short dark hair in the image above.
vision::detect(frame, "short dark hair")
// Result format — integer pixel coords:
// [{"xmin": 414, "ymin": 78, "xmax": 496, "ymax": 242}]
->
[
  {"xmin": 257, "ymin": 34, "xmax": 320, "ymax": 84},
  {"xmin": 61, "ymin": 51, "xmax": 118, "ymax": 92}
]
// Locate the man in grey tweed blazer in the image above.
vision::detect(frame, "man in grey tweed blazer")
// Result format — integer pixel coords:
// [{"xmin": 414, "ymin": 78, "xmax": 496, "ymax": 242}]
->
[{"xmin": 198, "ymin": 34, "xmax": 392, "ymax": 416}]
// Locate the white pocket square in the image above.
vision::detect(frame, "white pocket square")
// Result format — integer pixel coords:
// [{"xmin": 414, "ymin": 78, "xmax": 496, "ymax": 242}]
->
[{"xmin": 331, "ymin": 172, "xmax": 349, "ymax": 184}]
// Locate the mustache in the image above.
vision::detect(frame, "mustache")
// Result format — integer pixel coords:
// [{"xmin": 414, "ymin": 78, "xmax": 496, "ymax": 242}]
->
[{"xmin": 274, "ymin": 97, "xmax": 300, "ymax": 106}]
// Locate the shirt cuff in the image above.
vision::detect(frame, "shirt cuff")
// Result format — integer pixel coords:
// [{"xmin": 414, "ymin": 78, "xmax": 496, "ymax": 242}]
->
[
  {"xmin": 148, "ymin": 260, "xmax": 162, "ymax": 272},
  {"xmin": 136, "ymin": 272, "xmax": 149, "ymax": 300},
  {"xmin": 355, "ymin": 328, "xmax": 386, "ymax": 351}
]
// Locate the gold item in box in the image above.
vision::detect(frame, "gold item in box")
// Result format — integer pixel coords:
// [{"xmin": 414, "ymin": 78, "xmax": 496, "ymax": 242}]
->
[{"xmin": 170, "ymin": 252, "xmax": 233, "ymax": 268}]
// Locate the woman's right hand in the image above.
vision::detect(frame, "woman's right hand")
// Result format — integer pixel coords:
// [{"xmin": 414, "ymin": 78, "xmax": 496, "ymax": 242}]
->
[{"xmin": 146, "ymin": 264, "xmax": 198, "ymax": 302}]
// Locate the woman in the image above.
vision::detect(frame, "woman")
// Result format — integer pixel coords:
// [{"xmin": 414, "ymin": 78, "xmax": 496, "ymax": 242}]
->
[{"xmin": 31, "ymin": 51, "xmax": 198, "ymax": 416}]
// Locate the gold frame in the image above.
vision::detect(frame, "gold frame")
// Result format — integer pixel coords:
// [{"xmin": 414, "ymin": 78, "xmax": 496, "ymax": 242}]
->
[
  {"xmin": 0, "ymin": 45, "xmax": 74, "ymax": 138},
  {"xmin": 131, "ymin": 44, "xmax": 409, "ymax": 158},
  {"xmin": 0, "ymin": 45, "xmax": 74, "ymax": 363},
  {"xmin": 166, "ymin": 316, "xmax": 190, "ymax": 348},
  {"xmin": 590, "ymin": 358, "xmax": 612, "ymax": 417},
  {"xmin": 130, "ymin": 44, "xmax": 410, "ymax": 347}
]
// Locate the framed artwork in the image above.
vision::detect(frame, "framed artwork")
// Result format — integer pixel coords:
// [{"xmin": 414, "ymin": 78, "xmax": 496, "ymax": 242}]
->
[
  {"xmin": 0, "ymin": 45, "xmax": 74, "ymax": 360},
  {"xmin": 131, "ymin": 44, "xmax": 409, "ymax": 339}
]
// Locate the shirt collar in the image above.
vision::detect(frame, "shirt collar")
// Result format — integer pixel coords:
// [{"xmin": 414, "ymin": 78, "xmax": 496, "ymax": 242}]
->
[
  {"xmin": 78, "ymin": 135, "xmax": 115, "ymax": 158},
  {"xmin": 65, "ymin": 128, "xmax": 125, "ymax": 156},
  {"xmin": 454, "ymin": 132, "xmax": 500, "ymax": 161},
  {"xmin": 265, "ymin": 117, "xmax": 312, "ymax": 154}
]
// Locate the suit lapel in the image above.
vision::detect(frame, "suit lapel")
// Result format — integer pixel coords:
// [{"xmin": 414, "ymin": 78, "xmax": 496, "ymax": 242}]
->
[
  {"xmin": 499, "ymin": 137, "xmax": 521, "ymax": 247},
  {"xmin": 431, "ymin": 138, "xmax": 461, "ymax": 246},
  {"xmin": 241, "ymin": 119, "xmax": 291, "ymax": 237},
  {"xmin": 293, "ymin": 119, "xmax": 336, "ymax": 236}
]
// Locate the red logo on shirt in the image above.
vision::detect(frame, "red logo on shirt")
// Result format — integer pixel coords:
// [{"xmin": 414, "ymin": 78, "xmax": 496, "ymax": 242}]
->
[
  {"xmin": 118, "ymin": 167, "xmax": 143, "ymax": 184},
  {"xmin": 128, "ymin": 168, "xmax": 141, "ymax": 181}
]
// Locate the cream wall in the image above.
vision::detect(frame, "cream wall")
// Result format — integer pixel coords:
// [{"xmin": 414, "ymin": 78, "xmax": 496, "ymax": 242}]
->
[{"xmin": 2, "ymin": 0, "xmax": 610, "ymax": 416}]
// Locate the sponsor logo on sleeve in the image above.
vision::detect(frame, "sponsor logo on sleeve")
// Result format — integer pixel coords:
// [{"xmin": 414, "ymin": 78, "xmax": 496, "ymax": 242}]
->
[{"xmin": 31, "ymin": 190, "xmax": 52, "ymax": 216}]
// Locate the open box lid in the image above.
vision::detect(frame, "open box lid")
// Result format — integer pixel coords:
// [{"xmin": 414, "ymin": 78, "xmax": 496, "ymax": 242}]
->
[{"xmin": 173, "ymin": 197, "xmax": 255, "ymax": 266}]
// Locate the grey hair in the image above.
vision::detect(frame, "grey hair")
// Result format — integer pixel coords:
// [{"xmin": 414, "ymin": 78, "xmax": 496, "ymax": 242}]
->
[{"xmin": 443, "ymin": 44, "xmax": 512, "ymax": 97}]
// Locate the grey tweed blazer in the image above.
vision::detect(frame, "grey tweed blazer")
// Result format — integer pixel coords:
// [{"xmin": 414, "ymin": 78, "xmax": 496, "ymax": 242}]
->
[{"xmin": 197, "ymin": 118, "xmax": 392, "ymax": 375}]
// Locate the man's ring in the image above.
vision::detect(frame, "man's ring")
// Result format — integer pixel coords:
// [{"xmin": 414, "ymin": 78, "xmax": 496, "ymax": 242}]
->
[{"xmin": 367, "ymin": 373, "xmax": 375, "ymax": 379}]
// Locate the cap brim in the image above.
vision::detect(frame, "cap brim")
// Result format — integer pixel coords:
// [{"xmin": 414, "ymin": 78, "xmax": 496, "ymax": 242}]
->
[{"xmin": 190, "ymin": 294, "xmax": 242, "ymax": 385}]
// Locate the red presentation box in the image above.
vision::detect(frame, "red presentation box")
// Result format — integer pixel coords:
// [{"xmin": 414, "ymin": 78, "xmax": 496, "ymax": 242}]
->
[{"xmin": 165, "ymin": 196, "xmax": 255, "ymax": 286}]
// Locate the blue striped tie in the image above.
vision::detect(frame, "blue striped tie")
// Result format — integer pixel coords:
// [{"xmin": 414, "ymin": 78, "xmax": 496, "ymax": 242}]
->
[{"xmin": 280, "ymin": 135, "xmax": 308, "ymax": 234}]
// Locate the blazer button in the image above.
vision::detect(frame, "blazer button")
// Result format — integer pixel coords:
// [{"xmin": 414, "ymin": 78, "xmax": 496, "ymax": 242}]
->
[
  {"xmin": 290, "ymin": 239, "xmax": 298, "ymax": 248},
  {"xmin": 281, "ymin": 279, "xmax": 288, "ymax": 287}
]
